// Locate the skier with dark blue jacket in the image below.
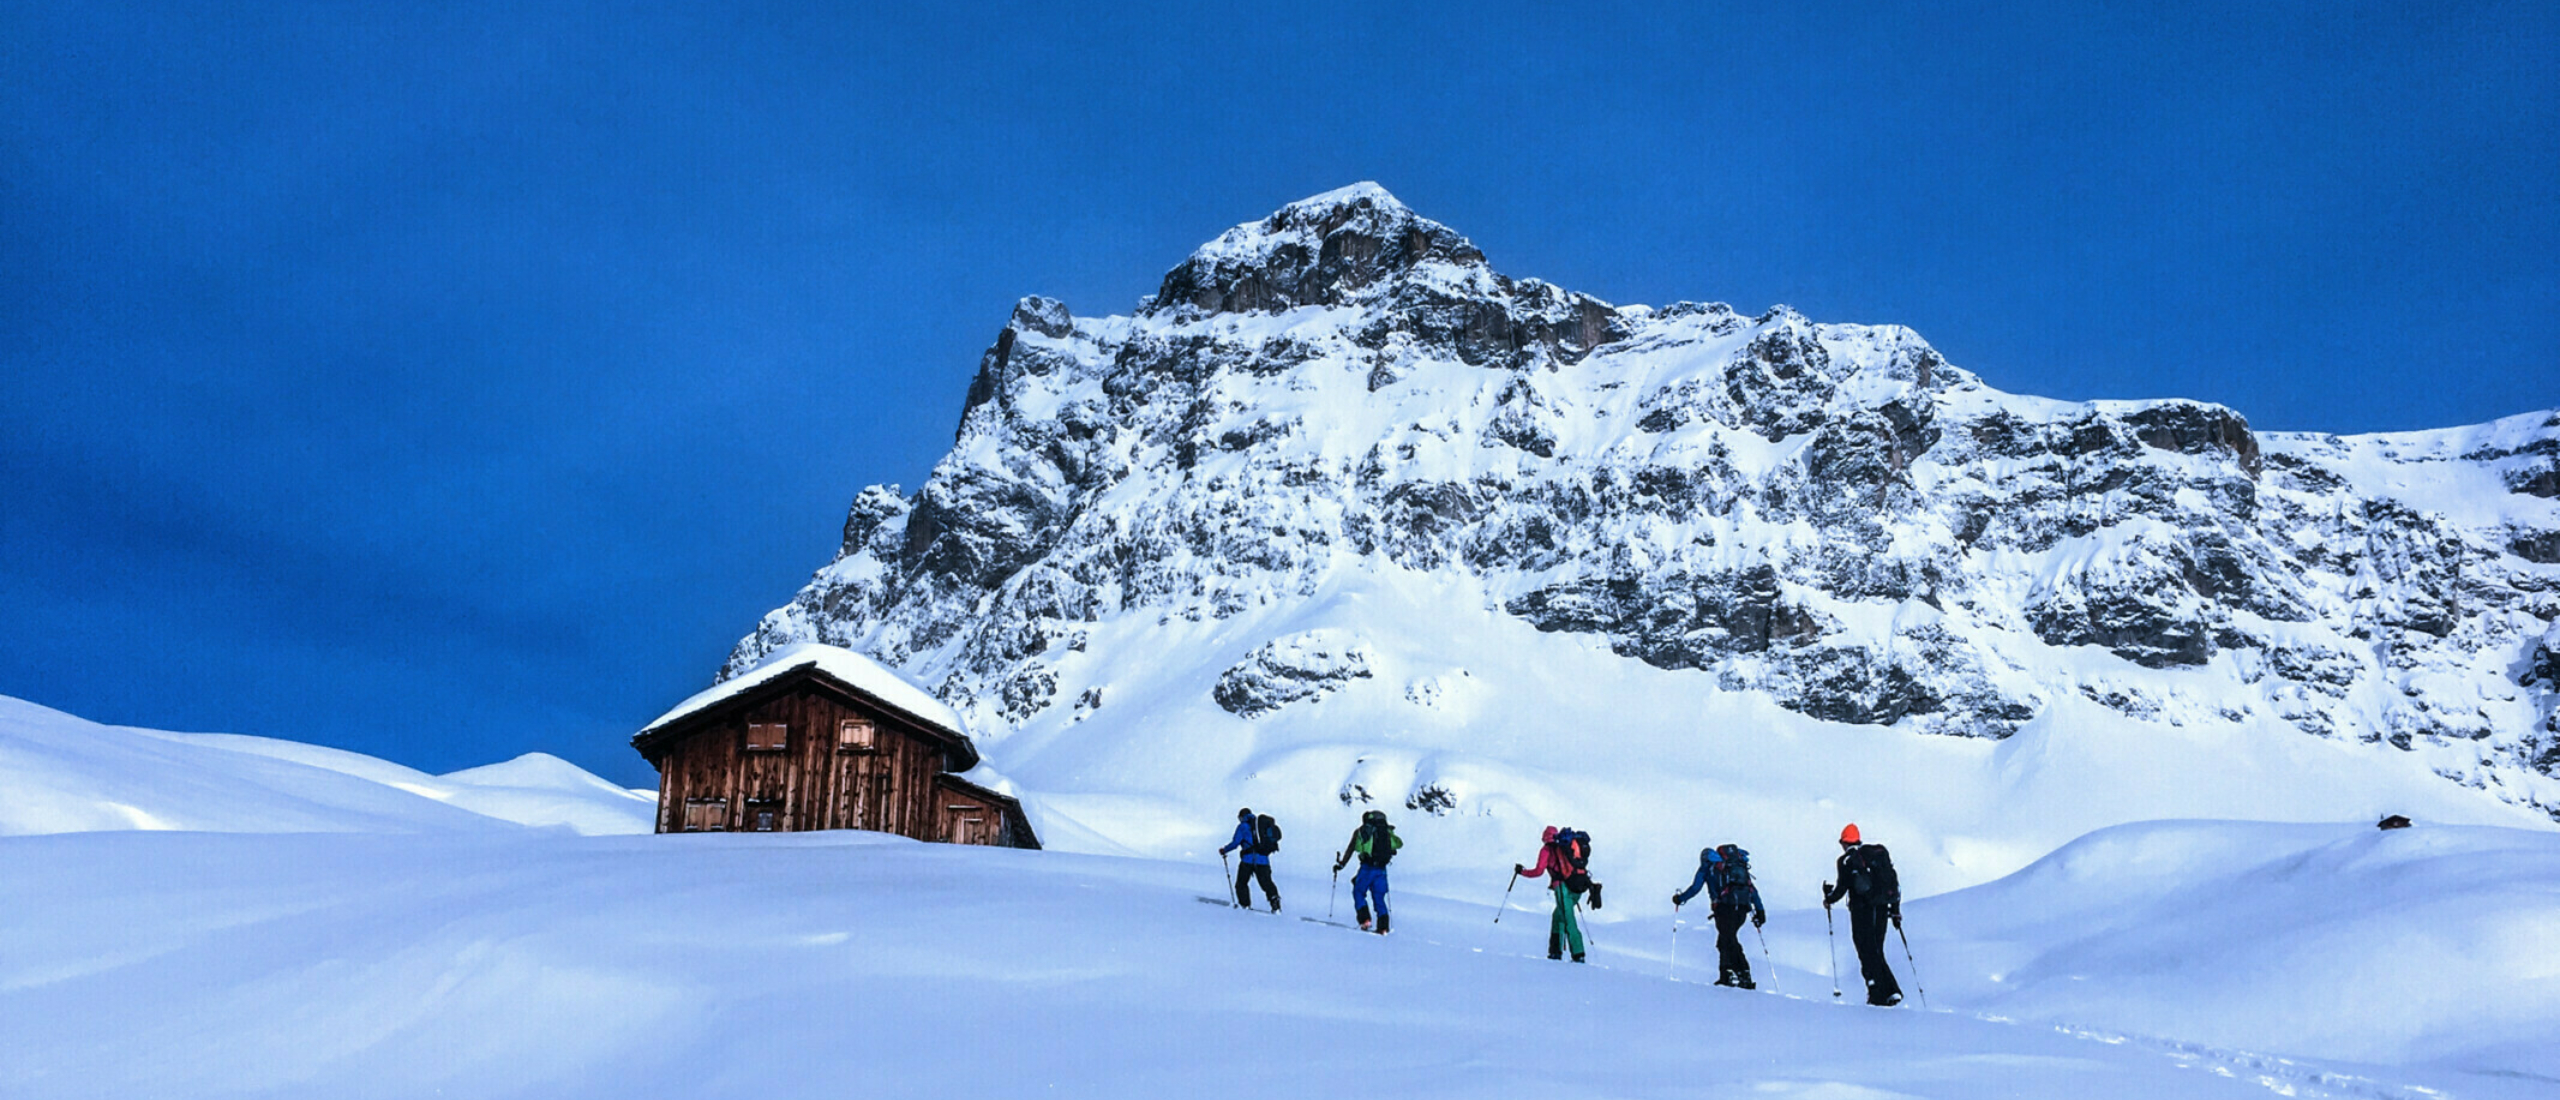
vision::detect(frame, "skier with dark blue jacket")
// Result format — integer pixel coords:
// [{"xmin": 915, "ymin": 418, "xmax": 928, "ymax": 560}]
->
[
  {"xmin": 1219, "ymin": 808, "xmax": 1281, "ymax": 911},
  {"xmin": 1674, "ymin": 843, "xmax": 1767, "ymax": 988}
]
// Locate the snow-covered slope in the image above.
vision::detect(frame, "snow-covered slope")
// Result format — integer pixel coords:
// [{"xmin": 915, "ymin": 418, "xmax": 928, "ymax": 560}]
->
[
  {"xmin": 0, "ymin": 695, "xmax": 654, "ymax": 835},
  {"xmin": 1899, "ymin": 819, "xmax": 2560, "ymax": 1077},
  {"xmin": 721, "ymin": 183, "xmax": 2560, "ymax": 899},
  {"xmin": 3, "ymin": 824, "xmax": 2549, "ymax": 1098}
]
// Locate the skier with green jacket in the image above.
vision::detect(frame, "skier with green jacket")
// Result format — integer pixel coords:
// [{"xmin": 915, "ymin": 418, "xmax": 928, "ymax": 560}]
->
[{"xmin": 1331, "ymin": 809, "xmax": 1402, "ymax": 934}]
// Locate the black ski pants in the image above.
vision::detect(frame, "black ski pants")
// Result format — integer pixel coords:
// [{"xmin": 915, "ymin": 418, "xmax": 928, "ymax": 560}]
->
[
  {"xmin": 1711, "ymin": 902, "xmax": 1754, "ymax": 987},
  {"xmin": 1235, "ymin": 862, "xmax": 1279, "ymax": 910},
  {"xmin": 1847, "ymin": 901, "xmax": 1902, "ymax": 1006}
]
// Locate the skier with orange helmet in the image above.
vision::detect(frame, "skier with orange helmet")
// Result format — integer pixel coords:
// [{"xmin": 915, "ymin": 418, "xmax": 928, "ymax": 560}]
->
[{"xmin": 1821, "ymin": 823, "xmax": 1904, "ymax": 1006}]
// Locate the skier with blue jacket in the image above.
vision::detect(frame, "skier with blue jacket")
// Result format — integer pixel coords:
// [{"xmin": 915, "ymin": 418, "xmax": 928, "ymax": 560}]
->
[
  {"xmin": 1674, "ymin": 843, "xmax": 1767, "ymax": 988},
  {"xmin": 1219, "ymin": 808, "xmax": 1281, "ymax": 911}
]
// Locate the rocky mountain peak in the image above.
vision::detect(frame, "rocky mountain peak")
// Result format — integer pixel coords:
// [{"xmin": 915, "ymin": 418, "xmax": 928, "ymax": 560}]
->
[
  {"xmin": 1143, "ymin": 182, "xmax": 1490, "ymax": 318},
  {"xmin": 728, "ymin": 191, "xmax": 2560, "ymax": 829}
]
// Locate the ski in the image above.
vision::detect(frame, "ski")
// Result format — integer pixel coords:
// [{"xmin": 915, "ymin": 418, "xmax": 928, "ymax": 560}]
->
[{"xmin": 1299, "ymin": 916, "xmax": 1370, "ymax": 932}]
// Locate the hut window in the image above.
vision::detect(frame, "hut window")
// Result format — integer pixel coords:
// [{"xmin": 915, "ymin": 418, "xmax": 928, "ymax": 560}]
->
[
  {"xmin": 746, "ymin": 722, "xmax": 788, "ymax": 752},
  {"xmin": 837, "ymin": 719, "xmax": 876, "ymax": 752},
  {"xmin": 682, "ymin": 798, "xmax": 728, "ymax": 832},
  {"xmin": 744, "ymin": 799, "xmax": 784, "ymax": 832}
]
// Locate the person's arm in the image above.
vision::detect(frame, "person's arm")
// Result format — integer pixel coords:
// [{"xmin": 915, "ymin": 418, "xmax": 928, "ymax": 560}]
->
[
  {"xmin": 1876, "ymin": 847, "xmax": 1902, "ymax": 922},
  {"xmin": 1673, "ymin": 859, "xmax": 1709, "ymax": 906},
  {"xmin": 1220, "ymin": 821, "xmax": 1249, "ymax": 856},
  {"xmin": 1822, "ymin": 853, "xmax": 1848, "ymax": 906},
  {"xmin": 1334, "ymin": 833, "xmax": 1358, "ymax": 871},
  {"xmin": 1514, "ymin": 846, "xmax": 1551, "ymax": 879}
]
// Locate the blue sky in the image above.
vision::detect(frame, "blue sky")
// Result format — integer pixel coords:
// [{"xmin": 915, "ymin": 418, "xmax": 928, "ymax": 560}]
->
[{"xmin": 4, "ymin": 2, "xmax": 2552, "ymax": 786}]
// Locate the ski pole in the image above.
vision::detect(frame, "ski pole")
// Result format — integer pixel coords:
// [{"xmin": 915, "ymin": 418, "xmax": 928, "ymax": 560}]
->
[
  {"xmin": 1329, "ymin": 866, "xmax": 1341, "ymax": 921},
  {"xmin": 1822, "ymin": 889, "xmax": 1842, "ymax": 1000},
  {"xmin": 1221, "ymin": 851, "xmax": 1238, "ymax": 908},
  {"xmin": 1754, "ymin": 921, "xmax": 1778, "ymax": 995},
  {"xmin": 1669, "ymin": 909, "xmax": 1683, "ymax": 982},
  {"xmin": 1894, "ymin": 917, "xmax": 1929, "ymax": 1010},
  {"xmin": 1493, "ymin": 869, "xmax": 1518, "ymax": 923}
]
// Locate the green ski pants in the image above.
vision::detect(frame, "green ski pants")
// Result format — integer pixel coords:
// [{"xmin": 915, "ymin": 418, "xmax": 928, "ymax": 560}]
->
[{"xmin": 1549, "ymin": 883, "xmax": 1585, "ymax": 958}]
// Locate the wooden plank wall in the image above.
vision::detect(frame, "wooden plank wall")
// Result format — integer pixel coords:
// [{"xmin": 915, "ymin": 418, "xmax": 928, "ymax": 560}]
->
[{"xmin": 653, "ymin": 686, "xmax": 951, "ymax": 838}]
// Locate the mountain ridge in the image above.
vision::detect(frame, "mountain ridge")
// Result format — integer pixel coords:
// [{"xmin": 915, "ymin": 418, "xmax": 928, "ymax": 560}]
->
[{"xmin": 719, "ymin": 184, "xmax": 2560, "ymax": 860}]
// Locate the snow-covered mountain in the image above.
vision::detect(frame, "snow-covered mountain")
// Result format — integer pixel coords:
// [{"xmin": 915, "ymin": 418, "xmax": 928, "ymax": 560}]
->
[
  {"xmin": 0, "ymin": 695, "xmax": 655, "ymax": 836},
  {"xmin": 723, "ymin": 183, "xmax": 2560, "ymax": 896}
]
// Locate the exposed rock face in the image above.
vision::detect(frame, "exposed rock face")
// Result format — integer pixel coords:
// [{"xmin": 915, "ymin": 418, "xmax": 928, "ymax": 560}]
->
[
  {"xmin": 723, "ymin": 183, "xmax": 2560, "ymax": 820},
  {"xmin": 1212, "ymin": 631, "xmax": 1375, "ymax": 718}
]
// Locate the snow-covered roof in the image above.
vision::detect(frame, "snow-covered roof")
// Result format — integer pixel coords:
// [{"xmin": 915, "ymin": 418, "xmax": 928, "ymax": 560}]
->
[{"xmin": 638, "ymin": 642, "xmax": 968, "ymax": 744}]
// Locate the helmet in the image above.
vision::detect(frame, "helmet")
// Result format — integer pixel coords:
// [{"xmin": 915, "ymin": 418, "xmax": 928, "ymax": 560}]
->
[
  {"xmin": 1840, "ymin": 823, "xmax": 1861, "ymax": 845},
  {"xmin": 1363, "ymin": 810, "xmax": 1386, "ymax": 826}
]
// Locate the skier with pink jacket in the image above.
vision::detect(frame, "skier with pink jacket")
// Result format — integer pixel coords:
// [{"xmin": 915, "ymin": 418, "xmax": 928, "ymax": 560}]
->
[{"xmin": 1514, "ymin": 825, "xmax": 1599, "ymax": 962}]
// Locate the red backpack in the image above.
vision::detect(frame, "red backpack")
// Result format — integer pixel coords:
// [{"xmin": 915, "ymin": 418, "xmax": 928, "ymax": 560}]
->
[{"xmin": 1549, "ymin": 828, "xmax": 1592, "ymax": 893}]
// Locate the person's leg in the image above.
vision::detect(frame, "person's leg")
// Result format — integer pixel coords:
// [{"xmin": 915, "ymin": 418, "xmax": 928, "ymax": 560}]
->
[
  {"xmin": 1715, "ymin": 904, "xmax": 1751, "ymax": 986},
  {"xmin": 1255, "ymin": 863, "xmax": 1281, "ymax": 911},
  {"xmin": 1234, "ymin": 860, "xmax": 1253, "ymax": 907},
  {"xmin": 1850, "ymin": 904, "xmax": 1901, "ymax": 1004},
  {"xmin": 1351, "ymin": 867, "xmax": 1378, "ymax": 926},
  {"xmin": 1371, "ymin": 868, "xmax": 1390, "ymax": 933},
  {"xmin": 1555, "ymin": 884, "xmax": 1586, "ymax": 960},
  {"xmin": 1548, "ymin": 887, "xmax": 1566, "ymax": 958}
]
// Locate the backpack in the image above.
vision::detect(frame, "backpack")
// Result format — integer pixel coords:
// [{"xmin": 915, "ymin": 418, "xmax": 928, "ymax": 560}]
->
[
  {"xmin": 1253, "ymin": 814, "xmax": 1282, "ymax": 855},
  {"xmin": 1551, "ymin": 828, "xmax": 1593, "ymax": 895},
  {"xmin": 1358, "ymin": 822, "xmax": 1401, "ymax": 867},
  {"xmin": 1712, "ymin": 844, "xmax": 1758, "ymax": 908},
  {"xmin": 1841, "ymin": 843, "xmax": 1898, "ymax": 905}
]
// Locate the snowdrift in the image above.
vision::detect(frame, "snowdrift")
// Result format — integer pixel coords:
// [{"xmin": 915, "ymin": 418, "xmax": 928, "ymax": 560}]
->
[
  {"xmin": 1903, "ymin": 819, "xmax": 2560, "ymax": 1079},
  {"xmin": 0, "ymin": 695, "xmax": 654, "ymax": 836}
]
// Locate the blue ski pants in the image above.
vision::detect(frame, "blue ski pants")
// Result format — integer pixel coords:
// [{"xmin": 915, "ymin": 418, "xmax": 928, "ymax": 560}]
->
[{"xmin": 1351, "ymin": 866, "xmax": 1389, "ymax": 920}]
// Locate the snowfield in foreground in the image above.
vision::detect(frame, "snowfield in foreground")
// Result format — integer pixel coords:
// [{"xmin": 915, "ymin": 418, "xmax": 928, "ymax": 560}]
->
[{"xmin": 1, "ymin": 822, "xmax": 2552, "ymax": 1100}]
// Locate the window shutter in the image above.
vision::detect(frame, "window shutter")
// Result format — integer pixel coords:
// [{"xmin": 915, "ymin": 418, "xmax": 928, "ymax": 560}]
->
[
  {"xmin": 684, "ymin": 798, "xmax": 728, "ymax": 831},
  {"xmin": 747, "ymin": 722, "xmax": 788, "ymax": 751},
  {"xmin": 838, "ymin": 719, "xmax": 875, "ymax": 751}
]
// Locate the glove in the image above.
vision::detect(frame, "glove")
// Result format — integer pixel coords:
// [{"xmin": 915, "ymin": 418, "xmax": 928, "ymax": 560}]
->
[
  {"xmin": 1514, "ymin": 864, "xmax": 1527, "ymax": 876},
  {"xmin": 1891, "ymin": 909, "xmax": 1903, "ymax": 928},
  {"xmin": 1589, "ymin": 882, "xmax": 1604, "ymax": 909},
  {"xmin": 1672, "ymin": 895, "xmax": 1683, "ymax": 909},
  {"xmin": 1333, "ymin": 858, "xmax": 1347, "ymax": 874},
  {"xmin": 1752, "ymin": 910, "xmax": 1765, "ymax": 928}
]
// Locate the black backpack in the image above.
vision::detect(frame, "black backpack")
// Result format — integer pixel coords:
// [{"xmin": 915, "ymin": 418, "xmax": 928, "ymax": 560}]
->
[
  {"xmin": 1842, "ymin": 843, "xmax": 1898, "ymax": 905},
  {"xmin": 1360, "ymin": 821, "xmax": 1398, "ymax": 867},
  {"xmin": 1253, "ymin": 814, "xmax": 1282, "ymax": 855},
  {"xmin": 1713, "ymin": 844, "xmax": 1759, "ymax": 908}
]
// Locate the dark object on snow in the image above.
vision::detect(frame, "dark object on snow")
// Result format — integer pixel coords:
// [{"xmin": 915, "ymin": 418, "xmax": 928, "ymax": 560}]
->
[{"xmin": 2378, "ymin": 814, "xmax": 2413, "ymax": 830}]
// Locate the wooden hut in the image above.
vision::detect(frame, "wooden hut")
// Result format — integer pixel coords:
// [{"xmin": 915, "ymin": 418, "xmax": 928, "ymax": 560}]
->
[{"xmin": 632, "ymin": 643, "xmax": 1037, "ymax": 848}]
